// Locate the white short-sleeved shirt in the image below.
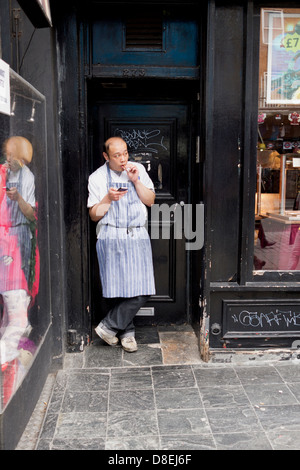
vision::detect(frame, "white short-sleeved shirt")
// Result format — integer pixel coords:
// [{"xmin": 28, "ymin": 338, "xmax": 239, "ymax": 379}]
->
[
  {"xmin": 87, "ymin": 161, "xmax": 154, "ymax": 208},
  {"xmin": 87, "ymin": 162, "xmax": 155, "ymax": 236}
]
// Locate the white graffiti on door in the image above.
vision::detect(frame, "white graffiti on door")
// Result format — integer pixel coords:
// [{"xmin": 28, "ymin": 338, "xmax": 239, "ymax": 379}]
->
[{"xmin": 114, "ymin": 128, "xmax": 168, "ymax": 153}]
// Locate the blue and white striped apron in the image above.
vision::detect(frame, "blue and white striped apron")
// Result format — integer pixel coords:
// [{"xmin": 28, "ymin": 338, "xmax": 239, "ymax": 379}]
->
[
  {"xmin": 6, "ymin": 168, "xmax": 32, "ymax": 285},
  {"xmin": 96, "ymin": 163, "xmax": 155, "ymax": 298}
]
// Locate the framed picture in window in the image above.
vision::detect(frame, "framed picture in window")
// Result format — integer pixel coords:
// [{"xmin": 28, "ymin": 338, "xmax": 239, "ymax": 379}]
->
[{"xmin": 266, "ymin": 12, "xmax": 300, "ymax": 104}]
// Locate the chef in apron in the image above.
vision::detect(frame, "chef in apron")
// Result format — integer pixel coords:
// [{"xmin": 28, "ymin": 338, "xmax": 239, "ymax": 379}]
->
[{"xmin": 88, "ymin": 137, "xmax": 156, "ymax": 352}]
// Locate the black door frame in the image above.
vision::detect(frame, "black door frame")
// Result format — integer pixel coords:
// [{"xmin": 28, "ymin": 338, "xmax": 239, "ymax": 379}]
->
[
  {"xmin": 87, "ymin": 79, "xmax": 202, "ymax": 328},
  {"xmin": 54, "ymin": 0, "xmax": 205, "ymax": 347}
]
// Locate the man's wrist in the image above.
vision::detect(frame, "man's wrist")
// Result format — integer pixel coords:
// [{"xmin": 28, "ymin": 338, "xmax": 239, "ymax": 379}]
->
[{"xmin": 133, "ymin": 176, "xmax": 141, "ymax": 186}]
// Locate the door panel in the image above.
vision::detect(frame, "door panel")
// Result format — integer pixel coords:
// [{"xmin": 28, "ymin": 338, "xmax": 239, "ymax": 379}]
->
[
  {"xmin": 90, "ymin": 100, "xmax": 191, "ymax": 323},
  {"xmin": 107, "ymin": 117, "xmax": 177, "ymax": 200}
]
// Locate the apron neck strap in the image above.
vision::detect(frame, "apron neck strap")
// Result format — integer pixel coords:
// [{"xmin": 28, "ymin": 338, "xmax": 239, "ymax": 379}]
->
[{"xmin": 106, "ymin": 162, "xmax": 112, "ymax": 189}]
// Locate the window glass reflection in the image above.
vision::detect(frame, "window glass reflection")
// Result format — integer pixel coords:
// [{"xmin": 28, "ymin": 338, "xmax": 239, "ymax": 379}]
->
[
  {"xmin": 0, "ymin": 137, "xmax": 39, "ymax": 407},
  {"xmin": 0, "ymin": 71, "xmax": 49, "ymax": 410},
  {"xmin": 255, "ymin": 8, "xmax": 300, "ymax": 271}
]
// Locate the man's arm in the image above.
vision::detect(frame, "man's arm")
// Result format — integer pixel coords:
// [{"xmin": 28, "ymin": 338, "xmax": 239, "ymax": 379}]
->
[
  {"xmin": 125, "ymin": 164, "xmax": 155, "ymax": 207},
  {"xmin": 89, "ymin": 193, "xmax": 111, "ymax": 222},
  {"xmin": 6, "ymin": 187, "xmax": 35, "ymax": 221},
  {"xmin": 89, "ymin": 187, "xmax": 128, "ymax": 222},
  {"xmin": 134, "ymin": 179, "xmax": 155, "ymax": 207}
]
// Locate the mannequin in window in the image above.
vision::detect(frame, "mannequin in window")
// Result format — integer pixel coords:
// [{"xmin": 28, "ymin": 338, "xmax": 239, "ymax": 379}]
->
[{"xmin": 0, "ymin": 136, "xmax": 37, "ymax": 367}]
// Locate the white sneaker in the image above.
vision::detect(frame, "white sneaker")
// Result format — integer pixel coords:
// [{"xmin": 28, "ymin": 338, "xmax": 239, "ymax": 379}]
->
[
  {"xmin": 95, "ymin": 326, "xmax": 119, "ymax": 346},
  {"xmin": 121, "ymin": 336, "xmax": 138, "ymax": 352}
]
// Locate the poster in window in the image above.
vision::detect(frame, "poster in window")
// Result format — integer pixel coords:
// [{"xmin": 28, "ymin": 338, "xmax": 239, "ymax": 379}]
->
[
  {"xmin": 0, "ymin": 59, "xmax": 10, "ymax": 116},
  {"xmin": 267, "ymin": 13, "xmax": 300, "ymax": 104}
]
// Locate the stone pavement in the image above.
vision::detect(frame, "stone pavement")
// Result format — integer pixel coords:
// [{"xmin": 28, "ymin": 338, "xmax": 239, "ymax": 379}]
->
[{"xmin": 16, "ymin": 325, "xmax": 300, "ymax": 451}]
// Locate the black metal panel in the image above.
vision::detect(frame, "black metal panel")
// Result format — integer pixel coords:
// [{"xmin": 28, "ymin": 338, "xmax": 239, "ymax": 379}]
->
[
  {"xmin": 223, "ymin": 299, "xmax": 300, "ymax": 338},
  {"xmin": 50, "ymin": 1, "xmax": 91, "ymax": 336},
  {"xmin": 210, "ymin": 289, "xmax": 300, "ymax": 349},
  {"xmin": 206, "ymin": 3, "xmax": 245, "ymax": 283}
]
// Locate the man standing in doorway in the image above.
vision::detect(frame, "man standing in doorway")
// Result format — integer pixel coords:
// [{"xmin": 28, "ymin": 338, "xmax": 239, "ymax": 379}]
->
[{"xmin": 87, "ymin": 137, "xmax": 156, "ymax": 352}]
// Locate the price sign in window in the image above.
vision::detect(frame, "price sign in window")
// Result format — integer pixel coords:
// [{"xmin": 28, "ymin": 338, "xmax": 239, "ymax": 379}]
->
[{"xmin": 266, "ymin": 11, "xmax": 300, "ymax": 105}]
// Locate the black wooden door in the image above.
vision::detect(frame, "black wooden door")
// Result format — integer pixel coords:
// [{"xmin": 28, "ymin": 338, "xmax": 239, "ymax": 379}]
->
[{"xmin": 89, "ymin": 97, "xmax": 192, "ymax": 324}]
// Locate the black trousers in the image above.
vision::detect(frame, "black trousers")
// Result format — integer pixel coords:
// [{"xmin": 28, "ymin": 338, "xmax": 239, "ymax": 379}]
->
[{"xmin": 99, "ymin": 295, "xmax": 150, "ymax": 339}]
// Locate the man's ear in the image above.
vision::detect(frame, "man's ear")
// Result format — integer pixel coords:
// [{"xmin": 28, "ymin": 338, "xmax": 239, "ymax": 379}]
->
[{"xmin": 103, "ymin": 152, "xmax": 109, "ymax": 161}]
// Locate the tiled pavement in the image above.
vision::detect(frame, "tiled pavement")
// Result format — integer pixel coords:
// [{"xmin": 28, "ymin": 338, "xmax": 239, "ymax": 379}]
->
[{"xmin": 16, "ymin": 325, "xmax": 300, "ymax": 451}]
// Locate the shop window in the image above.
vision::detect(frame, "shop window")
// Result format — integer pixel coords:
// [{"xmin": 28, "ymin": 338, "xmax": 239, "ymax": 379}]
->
[
  {"xmin": 0, "ymin": 65, "xmax": 50, "ymax": 410},
  {"xmin": 255, "ymin": 8, "xmax": 300, "ymax": 271}
]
